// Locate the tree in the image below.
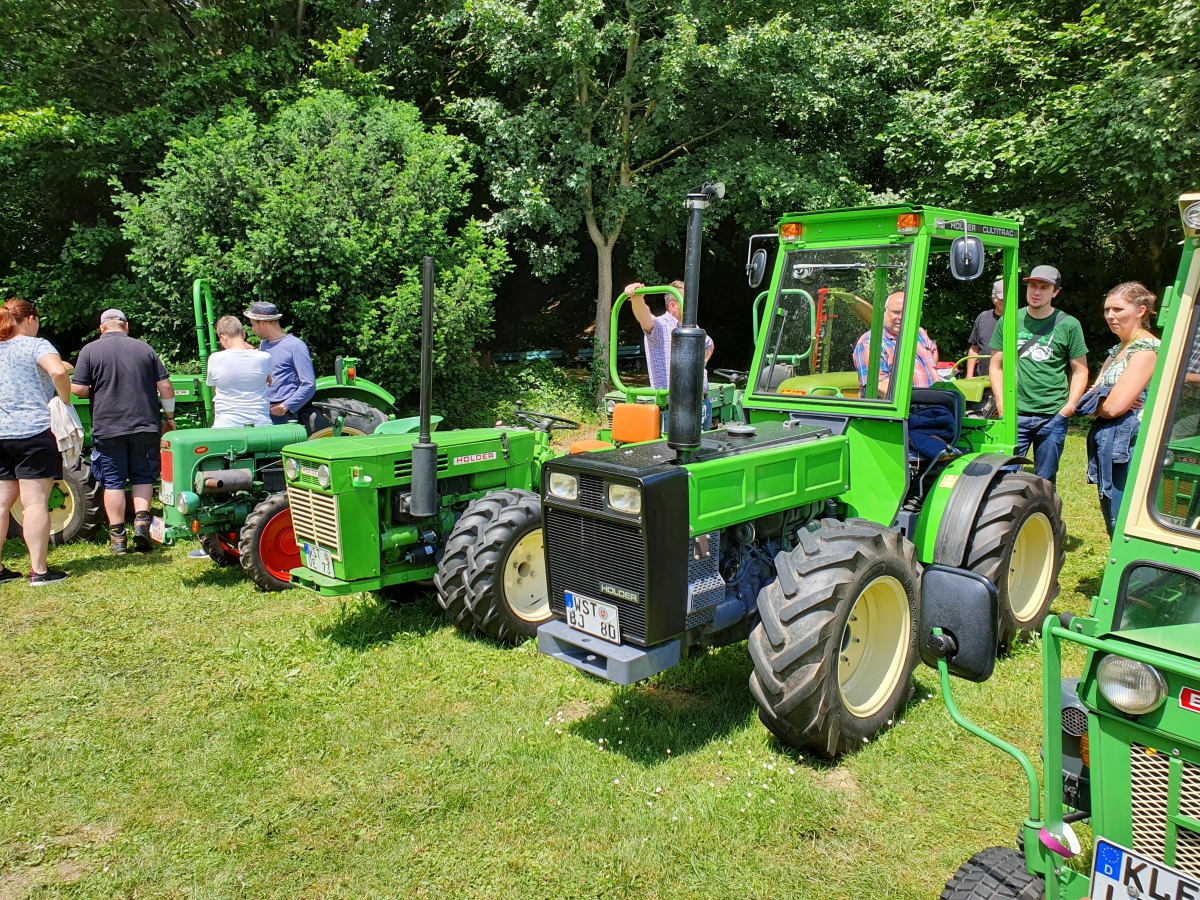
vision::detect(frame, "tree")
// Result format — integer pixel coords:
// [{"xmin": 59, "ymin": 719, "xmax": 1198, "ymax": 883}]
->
[
  {"xmin": 454, "ymin": 0, "xmax": 899, "ymax": 397},
  {"xmin": 114, "ymin": 39, "xmax": 509, "ymax": 399}
]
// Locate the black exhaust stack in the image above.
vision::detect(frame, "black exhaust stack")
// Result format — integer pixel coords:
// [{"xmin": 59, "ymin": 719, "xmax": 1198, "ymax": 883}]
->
[
  {"xmin": 667, "ymin": 183, "xmax": 723, "ymax": 462},
  {"xmin": 409, "ymin": 256, "xmax": 439, "ymax": 518}
]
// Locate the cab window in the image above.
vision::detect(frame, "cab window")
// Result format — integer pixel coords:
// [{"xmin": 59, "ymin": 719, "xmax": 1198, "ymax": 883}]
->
[
  {"xmin": 1118, "ymin": 565, "xmax": 1200, "ymax": 631},
  {"xmin": 1151, "ymin": 305, "xmax": 1200, "ymax": 530},
  {"xmin": 754, "ymin": 245, "xmax": 912, "ymax": 402}
]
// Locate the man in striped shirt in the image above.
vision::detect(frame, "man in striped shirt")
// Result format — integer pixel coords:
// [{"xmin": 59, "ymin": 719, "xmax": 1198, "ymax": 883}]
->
[{"xmin": 852, "ymin": 291, "xmax": 939, "ymax": 397}]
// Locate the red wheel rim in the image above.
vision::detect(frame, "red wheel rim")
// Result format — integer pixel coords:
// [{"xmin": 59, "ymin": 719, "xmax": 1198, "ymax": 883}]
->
[
  {"xmin": 258, "ymin": 509, "xmax": 301, "ymax": 582},
  {"xmin": 217, "ymin": 532, "xmax": 240, "ymax": 558}
]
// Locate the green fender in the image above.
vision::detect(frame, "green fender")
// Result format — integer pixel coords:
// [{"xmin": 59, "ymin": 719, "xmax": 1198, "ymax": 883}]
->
[{"xmin": 312, "ymin": 376, "xmax": 395, "ymax": 411}]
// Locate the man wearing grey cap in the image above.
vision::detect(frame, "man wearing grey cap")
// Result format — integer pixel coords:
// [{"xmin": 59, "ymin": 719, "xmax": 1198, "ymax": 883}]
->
[
  {"xmin": 71, "ymin": 309, "xmax": 175, "ymax": 554},
  {"xmin": 987, "ymin": 265, "xmax": 1089, "ymax": 486},
  {"xmin": 243, "ymin": 302, "xmax": 315, "ymax": 425},
  {"xmin": 966, "ymin": 279, "xmax": 1005, "ymax": 379}
]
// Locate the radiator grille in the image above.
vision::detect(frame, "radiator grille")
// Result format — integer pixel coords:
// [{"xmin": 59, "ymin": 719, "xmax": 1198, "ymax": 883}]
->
[
  {"xmin": 261, "ymin": 466, "xmax": 285, "ymax": 495},
  {"xmin": 579, "ymin": 474, "xmax": 604, "ymax": 510},
  {"xmin": 546, "ymin": 506, "xmax": 646, "ymax": 643},
  {"xmin": 286, "ymin": 486, "xmax": 341, "ymax": 559},
  {"xmin": 1061, "ymin": 706, "xmax": 1088, "ymax": 739},
  {"xmin": 1130, "ymin": 743, "xmax": 1200, "ymax": 877},
  {"xmin": 394, "ymin": 453, "xmax": 449, "ymax": 481}
]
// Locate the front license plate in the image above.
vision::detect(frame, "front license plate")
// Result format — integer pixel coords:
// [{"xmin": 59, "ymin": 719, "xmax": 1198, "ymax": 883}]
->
[
  {"xmin": 149, "ymin": 516, "xmax": 165, "ymax": 544},
  {"xmin": 564, "ymin": 591, "xmax": 621, "ymax": 644},
  {"xmin": 303, "ymin": 543, "xmax": 335, "ymax": 578},
  {"xmin": 1091, "ymin": 838, "xmax": 1200, "ymax": 900}
]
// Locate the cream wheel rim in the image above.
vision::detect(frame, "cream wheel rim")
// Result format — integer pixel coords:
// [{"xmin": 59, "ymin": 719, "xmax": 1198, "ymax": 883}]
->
[
  {"xmin": 307, "ymin": 425, "xmax": 368, "ymax": 440},
  {"xmin": 838, "ymin": 575, "xmax": 911, "ymax": 719},
  {"xmin": 502, "ymin": 529, "xmax": 550, "ymax": 622},
  {"xmin": 11, "ymin": 480, "xmax": 76, "ymax": 536},
  {"xmin": 1008, "ymin": 512, "xmax": 1055, "ymax": 623}
]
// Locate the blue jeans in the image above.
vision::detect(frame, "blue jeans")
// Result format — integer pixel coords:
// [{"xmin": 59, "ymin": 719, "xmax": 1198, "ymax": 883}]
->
[
  {"xmin": 1016, "ymin": 413, "xmax": 1069, "ymax": 485},
  {"xmin": 1099, "ymin": 461, "xmax": 1130, "ymax": 536}
]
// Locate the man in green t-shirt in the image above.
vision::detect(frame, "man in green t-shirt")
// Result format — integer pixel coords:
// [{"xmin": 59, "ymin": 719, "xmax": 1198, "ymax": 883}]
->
[{"xmin": 988, "ymin": 265, "xmax": 1089, "ymax": 486}]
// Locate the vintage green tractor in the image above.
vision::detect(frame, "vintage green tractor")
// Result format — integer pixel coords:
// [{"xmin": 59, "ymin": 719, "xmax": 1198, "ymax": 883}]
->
[
  {"xmin": 536, "ymin": 186, "xmax": 1066, "ymax": 757},
  {"xmin": 275, "ymin": 259, "xmax": 573, "ymax": 641},
  {"xmin": 927, "ymin": 192, "xmax": 1200, "ymax": 900}
]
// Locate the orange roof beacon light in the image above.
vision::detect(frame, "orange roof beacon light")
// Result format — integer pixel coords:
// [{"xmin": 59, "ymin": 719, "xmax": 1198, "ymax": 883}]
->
[
  {"xmin": 897, "ymin": 213, "xmax": 922, "ymax": 235},
  {"xmin": 779, "ymin": 222, "xmax": 803, "ymax": 242}
]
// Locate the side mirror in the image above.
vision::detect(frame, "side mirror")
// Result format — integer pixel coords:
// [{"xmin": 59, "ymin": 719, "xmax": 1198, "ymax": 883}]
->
[
  {"xmin": 950, "ymin": 235, "xmax": 986, "ymax": 281},
  {"xmin": 747, "ymin": 248, "xmax": 768, "ymax": 288},
  {"xmin": 919, "ymin": 564, "xmax": 999, "ymax": 682}
]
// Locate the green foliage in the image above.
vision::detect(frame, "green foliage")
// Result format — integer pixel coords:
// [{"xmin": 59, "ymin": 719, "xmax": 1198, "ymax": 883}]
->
[
  {"xmin": 436, "ymin": 361, "xmax": 598, "ymax": 429},
  {"xmin": 113, "ymin": 85, "xmax": 509, "ymax": 401}
]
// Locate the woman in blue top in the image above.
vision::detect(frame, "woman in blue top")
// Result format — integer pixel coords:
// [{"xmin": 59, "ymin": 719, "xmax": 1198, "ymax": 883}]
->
[
  {"xmin": 0, "ymin": 299, "xmax": 73, "ymax": 586},
  {"xmin": 1084, "ymin": 282, "xmax": 1161, "ymax": 535}
]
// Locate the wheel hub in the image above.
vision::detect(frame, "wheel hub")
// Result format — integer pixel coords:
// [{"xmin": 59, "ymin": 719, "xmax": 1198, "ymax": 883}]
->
[
  {"xmin": 1007, "ymin": 512, "xmax": 1055, "ymax": 624},
  {"xmin": 502, "ymin": 530, "xmax": 550, "ymax": 622},
  {"xmin": 838, "ymin": 575, "xmax": 911, "ymax": 719}
]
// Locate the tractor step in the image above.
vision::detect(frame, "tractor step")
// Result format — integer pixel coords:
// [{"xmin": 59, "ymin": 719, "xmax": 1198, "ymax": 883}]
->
[{"xmin": 536, "ymin": 620, "xmax": 680, "ymax": 685}]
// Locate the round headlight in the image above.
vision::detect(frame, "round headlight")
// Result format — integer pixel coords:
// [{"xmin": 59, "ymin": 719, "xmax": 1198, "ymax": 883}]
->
[
  {"xmin": 608, "ymin": 483, "xmax": 642, "ymax": 515},
  {"xmin": 1184, "ymin": 200, "xmax": 1200, "ymax": 231},
  {"xmin": 1164, "ymin": 449, "xmax": 1175, "ymax": 468},
  {"xmin": 549, "ymin": 472, "xmax": 578, "ymax": 500},
  {"xmin": 605, "ymin": 399, "xmax": 617, "ymax": 415},
  {"xmin": 316, "ymin": 464, "xmax": 331, "ymax": 489},
  {"xmin": 176, "ymin": 491, "xmax": 200, "ymax": 516},
  {"xmin": 1097, "ymin": 655, "xmax": 1167, "ymax": 715},
  {"xmin": 284, "ymin": 457, "xmax": 300, "ymax": 481}
]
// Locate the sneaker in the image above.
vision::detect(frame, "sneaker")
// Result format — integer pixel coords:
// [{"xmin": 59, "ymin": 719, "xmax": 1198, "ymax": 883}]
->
[
  {"xmin": 0, "ymin": 565, "xmax": 24, "ymax": 585},
  {"xmin": 29, "ymin": 568, "xmax": 69, "ymax": 587},
  {"xmin": 132, "ymin": 515, "xmax": 153, "ymax": 553},
  {"xmin": 109, "ymin": 529, "xmax": 128, "ymax": 555}
]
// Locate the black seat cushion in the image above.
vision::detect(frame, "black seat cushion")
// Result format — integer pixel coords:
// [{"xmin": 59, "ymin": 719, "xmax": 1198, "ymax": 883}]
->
[{"xmin": 910, "ymin": 387, "xmax": 964, "ymax": 453}]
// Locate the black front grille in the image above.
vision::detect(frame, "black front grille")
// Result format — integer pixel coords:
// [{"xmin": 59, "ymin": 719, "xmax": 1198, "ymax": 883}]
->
[
  {"xmin": 579, "ymin": 474, "xmax": 604, "ymax": 510},
  {"xmin": 261, "ymin": 466, "xmax": 286, "ymax": 495},
  {"xmin": 546, "ymin": 506, "xmax": 647, "ymax": 644}
]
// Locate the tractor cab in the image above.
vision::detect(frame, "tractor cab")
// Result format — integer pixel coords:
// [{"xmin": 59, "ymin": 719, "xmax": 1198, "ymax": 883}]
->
[
  {"xmin": 926, "ymin": 193, "xmax": 1200, "ymax": 900},
  {"xmin": 538, "ymin": 189, "xmax": 1064, "ymax": 757}
]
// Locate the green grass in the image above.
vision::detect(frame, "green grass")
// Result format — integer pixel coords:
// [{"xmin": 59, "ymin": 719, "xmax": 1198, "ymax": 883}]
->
[{"xmin": 1, "ymin": 432, "xmax": 1107, "ymax": 899}]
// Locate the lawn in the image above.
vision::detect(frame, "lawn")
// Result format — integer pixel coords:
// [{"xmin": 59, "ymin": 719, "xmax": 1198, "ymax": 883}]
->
[{"xmin": 1, "ymin": 432, "xmax": 1107, "ymax": 899}]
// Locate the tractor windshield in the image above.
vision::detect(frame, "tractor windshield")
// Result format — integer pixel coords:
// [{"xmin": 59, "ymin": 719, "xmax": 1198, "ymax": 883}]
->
[
  {"xmin": 755, "ymin": 245, "xmax": 912, "ymax": 401},
  {"xmin": 1152, "ymin": 303, "xmax": 1200, "ymax": 531}
]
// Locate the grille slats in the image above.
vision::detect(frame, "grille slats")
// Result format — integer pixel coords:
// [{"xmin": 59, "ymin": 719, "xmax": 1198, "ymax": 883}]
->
[
  {"xmin": 394, "ymin": 454, "xmax": 449, "ymax": 481},
  {"xmin": 287, "ymin": 486, "xmax": 341, "ymax": 559},
  {"xmin": 546, "ymin": 506, "xmax": 646, "ymax": 642},
  {"xmin": 579, "ymin": 474, "xmax": 604, "ymax": 510},
  {"xmin": 1130, "ymin": 742, "xmax": 1200, "ymax": 877}
]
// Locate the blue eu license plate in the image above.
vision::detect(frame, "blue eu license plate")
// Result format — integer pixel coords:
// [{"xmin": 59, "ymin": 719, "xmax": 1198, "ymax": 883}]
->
[
  {"xmin": 564, "ymin": 590, "xmax": 621, "ymax": 644},
  {"xmin": 1091, "ymin": 838, "xmax": 1200, "ymax": 900}
]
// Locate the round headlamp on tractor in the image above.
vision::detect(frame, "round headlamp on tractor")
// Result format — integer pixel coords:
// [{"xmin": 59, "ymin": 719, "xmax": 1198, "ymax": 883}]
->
[
  {"xmin": 284, "ymin": 457, "xmax": 300, "ymax": 481},
  {"xmin": 549, "ymin": 472, "xmax": 579, "ymax": 501},
  {"xmin": 175, "ymin": 490, "xmax": 201, "ymax": 516},
  {"xmin": 1097, "ymin": 655, "xmax": 1167, "ymax": 715},
  {"xmin": 607, "ymin": 483, "xmax": 642, "ymax": 515},
  {"xmin": 316, "ymin": 464, "xmax": 332, "ymax": 489},
  {"xmin": 1184, "ymin": 200, "xmax": 1200, "ymax": 231}
]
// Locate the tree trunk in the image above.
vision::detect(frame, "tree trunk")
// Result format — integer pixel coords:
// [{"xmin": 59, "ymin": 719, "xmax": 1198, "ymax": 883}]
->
[{"xmin": 593, "ymin": 238, "xmax": 615, "ymax": 404}]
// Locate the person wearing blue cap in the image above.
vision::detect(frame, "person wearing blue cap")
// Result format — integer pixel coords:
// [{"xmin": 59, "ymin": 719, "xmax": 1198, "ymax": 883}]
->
[{"xmin": 243, "ymin": 302, "xmax": 315, "ymax": 425}]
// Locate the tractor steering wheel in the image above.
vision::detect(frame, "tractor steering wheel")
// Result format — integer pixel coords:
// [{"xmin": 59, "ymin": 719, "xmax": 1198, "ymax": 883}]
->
[
  {"xmin": 514, "ymin": 401, "xmax": 580, "ymax": 433},
  {"xmin": 713, "ymin": 368, "xmax": 749, "ymax": 386}
]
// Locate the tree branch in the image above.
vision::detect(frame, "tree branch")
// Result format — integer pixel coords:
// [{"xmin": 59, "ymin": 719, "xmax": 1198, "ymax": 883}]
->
[{"xmin": 630, "ymin": 115, "xmax": 740, "ymax": 175}]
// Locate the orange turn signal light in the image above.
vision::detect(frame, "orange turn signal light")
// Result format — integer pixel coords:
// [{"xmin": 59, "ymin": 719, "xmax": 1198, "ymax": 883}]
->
[
  {"xmin": 780, "ymin": 222, "xmax": 803, "ymax": 241},
  {"xmin": 1080, "ymin": 731, "xmax": 1089, "ymax": 768},
  {"xmin": 346, "ymin": 367, "xmax": 356, "ymax": 380},
  {"xmin": 897, "ymin": 213, "xmax": 922, "ymax": 234},
  {"xmin": 191, "ymin": 520, "xmax": 200, "ymax": 534}
]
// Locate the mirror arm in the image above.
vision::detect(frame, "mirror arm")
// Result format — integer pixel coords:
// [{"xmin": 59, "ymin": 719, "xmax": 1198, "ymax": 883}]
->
[{"xmin": 934, "ymin": 630, "xmax": 1041, "ymax": 822}]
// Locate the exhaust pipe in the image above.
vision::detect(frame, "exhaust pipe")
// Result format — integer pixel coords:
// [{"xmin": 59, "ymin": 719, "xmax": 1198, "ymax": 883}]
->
[
  {"xmin": 408, "ymin": 256, "xmax": 440, "ymax": 518},
  {"xmin": 667, "ymin": 183, "xmax": 723, "ymax": 461}
]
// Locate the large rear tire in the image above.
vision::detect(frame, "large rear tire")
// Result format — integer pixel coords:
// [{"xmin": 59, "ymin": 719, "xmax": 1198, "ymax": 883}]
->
[
  {"xmin": 238, "ymin": 493, "xmax": 300, "ymax": 592},
  {"xmin": 432, "ymin": 496, "xmax": 511, "ymax": 633},
  {"xmin": 7, "ymin": 460, "xmax": 104, "ymax": 545},
  {"xmin": 457, "ymin": 490, "xmax": 551, "ymax": 643},
  {"xmin": 200, "ymin": 532, "xmax": 241, "ymax": 567},
  {"xmin": 941, "ymin": 847, "xmax": 1045, "ymax": 900},
  {"xmin": 963, "ymin": 472, "xmax": 1064, "ymax": 651},
  {"xmin": 301, "ymin": 398, "xmax": 388, "ymax": 439},
  {"xmin": 748, "ymin": 518, "xmax": 920, "ymax": 758}
]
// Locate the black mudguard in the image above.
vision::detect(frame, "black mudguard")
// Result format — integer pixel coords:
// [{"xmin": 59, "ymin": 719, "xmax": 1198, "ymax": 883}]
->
[{"xmin": 932, "ymin": 453, "xmax": 1030, "ymax": 568}]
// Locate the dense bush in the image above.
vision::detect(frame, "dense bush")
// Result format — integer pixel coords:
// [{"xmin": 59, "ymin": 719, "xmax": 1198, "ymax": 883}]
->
[{"xmin": 434, "ymin": 361, "xmax": 599, "ymax": 430}]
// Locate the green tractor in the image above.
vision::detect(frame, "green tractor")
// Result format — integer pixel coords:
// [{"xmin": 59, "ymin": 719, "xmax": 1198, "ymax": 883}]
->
[
  {"xmin": 928, "ymin": 192, "xmax": 1200, "ymax": 900},
  {"xmin": 536, "ymin": 186, "xmax": 1066, "ymax": 756},
  {"xmin": 277, "ymin": 259, "xmax": 575, "ymax": 641}
]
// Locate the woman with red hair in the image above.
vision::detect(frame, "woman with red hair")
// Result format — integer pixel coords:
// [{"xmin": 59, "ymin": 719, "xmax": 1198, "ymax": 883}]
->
[{"xmin": 0, "ymin": 299, "xmax": 72, "ymax": 585}]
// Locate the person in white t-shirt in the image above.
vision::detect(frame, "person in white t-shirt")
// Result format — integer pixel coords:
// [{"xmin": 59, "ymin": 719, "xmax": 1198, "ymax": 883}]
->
[{"xmin": 207, "ymin": 316, "xmax": 272, "ymax": 427}]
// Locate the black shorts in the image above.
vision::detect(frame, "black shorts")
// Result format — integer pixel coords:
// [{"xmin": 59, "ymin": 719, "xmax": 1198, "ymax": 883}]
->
[
  {"xmin": 91, "ymin": 432, "xmax": 161, "ymax": 489},
  {"xmin": 0, "ymin": 429, "xmax": 64, "ymax": 481}
]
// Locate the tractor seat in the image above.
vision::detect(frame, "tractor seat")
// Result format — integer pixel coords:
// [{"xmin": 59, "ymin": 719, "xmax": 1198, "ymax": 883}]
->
[
  {"xmin": 908, "ymin": 387, "xmax": 965, "ymax": 463},
  {"xmin": 568, "ymin": 403, "xmax": 661, "ymax": 454}
]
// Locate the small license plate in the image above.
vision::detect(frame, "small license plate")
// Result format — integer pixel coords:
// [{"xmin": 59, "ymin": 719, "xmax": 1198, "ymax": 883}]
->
[
  {"xmin": 149, "ymin": 516, "xmax": 166, "ymax": 544},
  {"xmin": 1091, "ymin": 838, "xmax": 1200, "ymax": 900},
  {"xmin": 303, "ymin": 543, "xmax": 335, "ymax": 578},
  {"xmin": 564, "ymin": 591, "xmax": 621, "ymax": 644},
  {"xmin": 160, "ymin": 482, "xmax": 174, "ymax": 507}
]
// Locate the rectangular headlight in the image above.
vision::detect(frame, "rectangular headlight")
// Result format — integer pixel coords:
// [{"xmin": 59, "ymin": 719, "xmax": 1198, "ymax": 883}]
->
[
  {"xmin": 549, "ymin": 472, "xmax": 579, "ymax": 500},
  {"xmin": 607, "ymin": 483, "xmax": 641, "ymax": 515}
]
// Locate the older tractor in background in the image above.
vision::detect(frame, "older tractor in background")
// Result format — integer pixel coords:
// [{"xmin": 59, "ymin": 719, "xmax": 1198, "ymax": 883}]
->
[
  {"xmin": 275, "ymin": 259, "xmax": 574, "ymax": 641},
  {"xmin": 536, "ymin": 186, "xmax": 1065, "ymax": 757},
  {"xmin": 926, "ymin": 193, "xmax": 1200, "ymax": 900}
]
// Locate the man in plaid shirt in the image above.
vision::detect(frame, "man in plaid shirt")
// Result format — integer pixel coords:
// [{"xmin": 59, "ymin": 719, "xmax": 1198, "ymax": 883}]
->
[{"xmin": 852, "ymin": 291, "xmax": 939, "ymax": 397}]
